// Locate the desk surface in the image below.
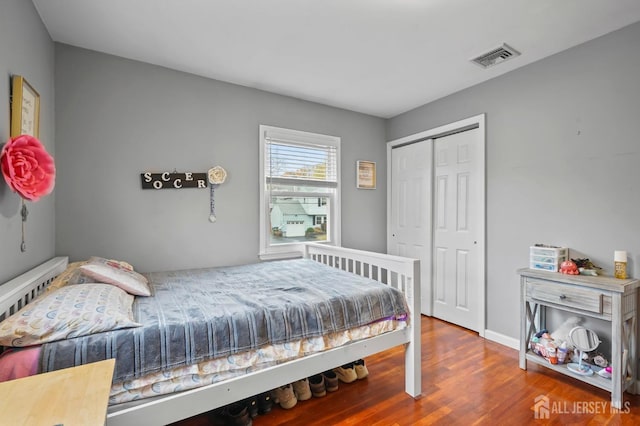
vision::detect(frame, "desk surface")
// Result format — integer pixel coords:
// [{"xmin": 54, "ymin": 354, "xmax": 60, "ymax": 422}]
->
[
  {"xmin": 0, "ymin": 358, "xmax": 115, "ymax": 426},
  {"xmin": 518, "ymin": 267, "xmax": 640, "ymax": 293}
]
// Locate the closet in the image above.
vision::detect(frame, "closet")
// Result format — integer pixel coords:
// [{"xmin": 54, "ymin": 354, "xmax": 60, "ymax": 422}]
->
[{"xmin": 387, "ymin": 114, "xmax": 486, "ymax": 333}]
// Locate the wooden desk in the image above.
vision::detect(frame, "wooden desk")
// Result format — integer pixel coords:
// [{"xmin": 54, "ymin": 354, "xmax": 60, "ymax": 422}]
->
[{"xmin": 0, "ymin": 358, "xmax": 115, "ymax": 426}]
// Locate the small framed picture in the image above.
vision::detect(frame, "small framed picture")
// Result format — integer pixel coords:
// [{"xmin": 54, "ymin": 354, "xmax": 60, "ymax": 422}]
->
[
  {"xmin": 11, "ymin": 75, "xmax": 40, "ymax": 138},
  {"xmin": 356, "ymin": 160, "xmax": 376, "ymax": 189}
]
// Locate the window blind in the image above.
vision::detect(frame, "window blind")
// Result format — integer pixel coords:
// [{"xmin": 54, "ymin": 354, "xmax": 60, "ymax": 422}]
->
[{"xmin": 265, "ymin": 137, "xmax": 338, "ymax": 188}]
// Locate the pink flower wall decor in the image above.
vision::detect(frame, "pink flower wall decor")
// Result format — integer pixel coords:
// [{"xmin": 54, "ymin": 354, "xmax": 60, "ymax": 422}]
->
[{"xmin": 1, "ymin": 134, "xmax": 55, "ymax": 201}]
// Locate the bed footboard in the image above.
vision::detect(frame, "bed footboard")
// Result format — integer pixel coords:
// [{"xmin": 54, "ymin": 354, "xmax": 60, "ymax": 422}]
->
[{"xmin": 304, "ymin": 243, "xmax": 422, "ymax": 398}]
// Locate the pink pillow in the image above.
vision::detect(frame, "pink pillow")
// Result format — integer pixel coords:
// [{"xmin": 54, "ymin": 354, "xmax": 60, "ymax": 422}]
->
[
  {"xmin": 80, "ymin": 257, "xmax": 151, "ymax": 296},
  {"xmin": 0, "ymin": 347, "xmax": 40, "ymax": 381}
]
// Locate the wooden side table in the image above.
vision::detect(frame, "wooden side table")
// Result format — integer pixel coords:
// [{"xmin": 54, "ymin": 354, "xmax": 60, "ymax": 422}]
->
[
  {"xmin": 0, "ymin": 358, "xmax": 115, "ymax": 425},
  {"xmin": 519, "ymin": 268, "xmax": 638, "ymax": 409}
]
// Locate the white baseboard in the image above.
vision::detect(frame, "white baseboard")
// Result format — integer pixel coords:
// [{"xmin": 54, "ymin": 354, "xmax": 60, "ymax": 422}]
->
[{"xmin": 484, "ymin": 329, "xmax": 519, "ymax": 350}]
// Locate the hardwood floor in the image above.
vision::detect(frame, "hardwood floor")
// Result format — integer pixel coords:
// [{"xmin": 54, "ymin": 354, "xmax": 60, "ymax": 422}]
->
[{"xmin": 172, "ymin": 316, "xmax": 640, "ymax": 425}]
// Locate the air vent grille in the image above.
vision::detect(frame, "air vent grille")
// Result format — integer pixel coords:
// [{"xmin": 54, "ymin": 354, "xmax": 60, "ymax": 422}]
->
[{"xmin": 471, "ymin": 43, "xmax": 520, "ymax": 68}]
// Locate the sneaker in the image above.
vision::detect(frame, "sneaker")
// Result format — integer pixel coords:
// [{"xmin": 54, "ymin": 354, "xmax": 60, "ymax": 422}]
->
[
  {"xmin": 309, "ymin": 374, "xmax": 327, "ymax": 397},
  {"xmin": 292, "ymin": 378, "xmax": 312, "ymax": 401},
  {"xmin": 333, "ymin": 363, "xmax": 357, "ymax": 383},
  {"xmin": 354, "ymin": 359, "xmax": 369, "ymax": 379},
  {"xmin": 322, "ymin": 370, "xmax": 339, "ymax": 392},
  {"xmin": 219, "ymin": 402, "xmax": 253, "ymax": 426},
  {"xmin": 257, "ymin": 392, "xmax": 273, "ymax": 414},
  {"xmin": 244, "ymin": 395, "xmax": 259, "ymax": 418},
  {"xmin": 273, "ymin": 384, "xmax": 297, "ymax": 409}
]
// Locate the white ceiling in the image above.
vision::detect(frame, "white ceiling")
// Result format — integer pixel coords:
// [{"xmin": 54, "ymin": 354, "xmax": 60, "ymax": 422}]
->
[{"xmin": 32, "ymin": 0, "xmax": 640, "ymax": 118}]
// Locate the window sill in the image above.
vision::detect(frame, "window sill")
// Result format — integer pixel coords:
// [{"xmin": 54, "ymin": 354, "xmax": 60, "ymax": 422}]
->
[{"xmin": 259, "ymin": 251, "xmax": 304, "ymax": 261}]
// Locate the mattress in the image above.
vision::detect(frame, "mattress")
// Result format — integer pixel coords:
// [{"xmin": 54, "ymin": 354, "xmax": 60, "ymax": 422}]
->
[
  {"xmin": 39, "ymin": 258, "xmax": 409, "ymax": 383},
  {"xmin": 109, "ymin": 317, "xmax": 405, "ymax": 404},
  {"xmin": 1, "ymin": 318, "xmax": 405, "ymax": 405}
]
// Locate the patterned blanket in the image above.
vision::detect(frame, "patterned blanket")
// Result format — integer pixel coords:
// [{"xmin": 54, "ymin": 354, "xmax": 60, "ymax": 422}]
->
[{"xmin": 39, "ymin": 259, "xmax": 408, "ymax": 382}]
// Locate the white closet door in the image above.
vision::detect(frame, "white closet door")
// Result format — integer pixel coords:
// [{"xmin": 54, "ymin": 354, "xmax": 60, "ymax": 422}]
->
[
  {"xmin": 389, "ymin": 140, "xmax": 432, "ymax": 315},
  {"xmin": 432, "ymin": 128, "xmax": 482, "ymax": 331}
]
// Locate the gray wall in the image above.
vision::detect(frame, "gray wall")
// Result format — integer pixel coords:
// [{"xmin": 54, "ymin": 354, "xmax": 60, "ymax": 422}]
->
[
  {"xmin": 54, "ymin": 44, "xmax": 387, "ymax": 273},
  {"xmin": 387, "ymin": 22, "xmax": 640, "ymax": 340},
  {"xmin": 0, "ymin": 0, "xmax": 55, "ymax": 283}
]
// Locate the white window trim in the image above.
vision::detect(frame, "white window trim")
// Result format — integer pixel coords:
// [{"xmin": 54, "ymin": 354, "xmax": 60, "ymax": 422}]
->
[{"xmin": 259, "ymin": 125, "xmax": 341, "ymax": 260}]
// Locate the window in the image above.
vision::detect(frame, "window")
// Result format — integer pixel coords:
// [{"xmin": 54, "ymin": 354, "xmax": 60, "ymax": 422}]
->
[{"xmin": 259, "ymin": 125, "xmax": 341, "ymax": 259}]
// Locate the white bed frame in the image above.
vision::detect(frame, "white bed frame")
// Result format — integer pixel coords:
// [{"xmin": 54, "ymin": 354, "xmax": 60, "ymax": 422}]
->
[{"xmin": 0, "ymin": 244, "xmax": 421, "ymax": 426}]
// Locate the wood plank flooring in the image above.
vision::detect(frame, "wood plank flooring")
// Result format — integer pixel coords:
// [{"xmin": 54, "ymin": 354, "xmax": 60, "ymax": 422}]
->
[{"xmin": 172, "ymin": 316, "xmax": 640, "ymax": 425}]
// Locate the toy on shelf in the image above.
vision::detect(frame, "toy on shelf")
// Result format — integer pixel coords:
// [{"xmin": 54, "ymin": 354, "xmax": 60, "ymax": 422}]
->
[
  {"xmin": 597, "ymin": 366, "xmax": 613, "ymax": 379},
  {"xmin": 560, "ymin": 260, "xmax": 579, "ymax": 275}
]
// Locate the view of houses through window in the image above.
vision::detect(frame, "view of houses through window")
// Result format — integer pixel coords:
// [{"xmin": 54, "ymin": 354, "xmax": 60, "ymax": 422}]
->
[{"xmin": 270, "ymin": 196, "xmax": 328, "ymax": 243}]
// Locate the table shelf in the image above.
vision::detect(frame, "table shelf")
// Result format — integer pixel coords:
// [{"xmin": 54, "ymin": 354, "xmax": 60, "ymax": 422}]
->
[{"xmin": 524, "ymin": 351, "xmax": 637, "ymax": 393}]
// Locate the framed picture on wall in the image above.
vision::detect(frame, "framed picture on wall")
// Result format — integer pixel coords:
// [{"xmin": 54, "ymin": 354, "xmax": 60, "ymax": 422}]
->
[
  {"xmin": 11, "ymin": 75, "xmax": 40, "ymax": 138},
  {"xmin": 356, "ymin": 160, "xmax": 376, "ymax": 189}
]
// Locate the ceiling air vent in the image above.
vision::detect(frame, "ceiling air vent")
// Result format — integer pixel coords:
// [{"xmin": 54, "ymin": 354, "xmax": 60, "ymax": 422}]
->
[{"xmin": 471, "ymin": 43, "xmax": 520, "ymax": 68}]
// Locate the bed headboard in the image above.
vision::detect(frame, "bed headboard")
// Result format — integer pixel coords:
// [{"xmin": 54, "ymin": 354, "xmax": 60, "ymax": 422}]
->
[{"xmin": 0, "ymin": 257, "xmax": 68, "ymax": 322}]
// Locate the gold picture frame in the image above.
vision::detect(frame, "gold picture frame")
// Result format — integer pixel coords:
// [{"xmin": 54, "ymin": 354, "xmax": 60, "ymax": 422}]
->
[
  {"xmin": 356, "ymin": 160, "xmax": 376, "ymax": 189},
  {"xmin": 11, "ymin": 75, "xmax": 40, "ymax": 138}
]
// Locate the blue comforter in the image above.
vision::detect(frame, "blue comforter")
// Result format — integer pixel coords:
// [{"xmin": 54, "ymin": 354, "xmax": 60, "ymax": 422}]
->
[{"xmin": 39, "ymin": 259, "xmax": 408, "ymax": 382}]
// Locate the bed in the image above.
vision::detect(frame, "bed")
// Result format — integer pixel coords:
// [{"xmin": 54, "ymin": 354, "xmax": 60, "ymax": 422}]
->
[{"xmin": 0, "ymin": 243, "xmax": 421, "ymax": 425}]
